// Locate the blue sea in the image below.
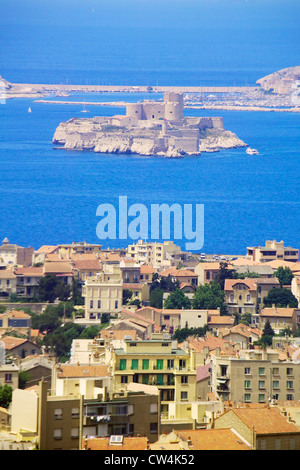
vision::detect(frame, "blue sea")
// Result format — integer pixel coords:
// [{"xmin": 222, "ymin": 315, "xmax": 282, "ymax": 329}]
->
[{"xmin": 0, "ymin": 0, "xmax": 299, "ymax": 255}]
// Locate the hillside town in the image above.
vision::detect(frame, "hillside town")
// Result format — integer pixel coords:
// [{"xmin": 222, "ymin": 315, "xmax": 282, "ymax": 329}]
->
[{"xmin": 1, "ymin": 237, "xmax": 300, "ymax": 450}]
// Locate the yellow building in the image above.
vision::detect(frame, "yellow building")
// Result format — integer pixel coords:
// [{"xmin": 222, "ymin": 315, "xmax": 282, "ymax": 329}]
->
[
  {"xmin": 57, "ymin": 241, "xmax": 102, "ymax": 258},
  {"xmin": 82, "ymin": 265, "xmax": 123, "ymax": 322},
  {"xmin": 105, "ymin": 333, "xmax": 197, "ymax": 419},
  {"xmin": 246, "ymin": 240, "xmax": 299, "ymax": 263}
]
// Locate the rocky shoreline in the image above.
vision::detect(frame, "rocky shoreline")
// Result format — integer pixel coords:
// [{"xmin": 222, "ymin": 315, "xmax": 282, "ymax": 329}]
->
[{"xmin": 53, "ymin": 118, "xmax": 247, "ymax": 158}]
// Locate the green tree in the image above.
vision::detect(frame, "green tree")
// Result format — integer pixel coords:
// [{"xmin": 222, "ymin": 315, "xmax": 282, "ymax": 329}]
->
[
  {"xmin": 215, "ymin": 262, "xmax": 238, "ymax": 289},
  {"xmin": 30, "ymin": 307, "xmax": 62, "ymax": 334},
  {"xmin": 263, "ymin": 288, "xmax": 298, "ymax": 308},
  {"xmin": 260, "ymin": 319, "xmax": 275, "ymax": 347},
  {"xmin": 239, "ymin": 313, "xmax": 252, "ymax": 326},
  {"xmin": 164, "ymin": 288, "xmax": 191, "ymax": 309},
  {"xmin": 150, "ymin": 273, "xmax": 179, "ymax": 293},
  {"xmin": 123, "ymin": 289, "xmax": 132, "ymax": 304},
  {"xmin": 71, "ymin": 278, "xmax": 84, "ymax": 305},
  {"xmin": 274, "ymin": 266, "xmax": 294, "ymax": 287},
  {"xmin": 0, "ymin": 384, "xmax": 12, "ymax": 409},
  {"xmin": 42, "ymin": 322, "xmax": 85, "ymax": 359},
  {"xmin": 192, "ymin": 281, "xmax": 227, "ymax": 314},
  {"xmin": 19, "ymin": 371, "xmax": 32, "ymax": 389},
  {"xmin": 172, "ymin": 325, "xmax": 208, "ymax": 343},
  {"xmin": 149, "ymin": 288, "xmax": 164, "ymax": 309},
  {"xmin": 37, "ymin": 274, "xmax": 71, "ymax": 303}
]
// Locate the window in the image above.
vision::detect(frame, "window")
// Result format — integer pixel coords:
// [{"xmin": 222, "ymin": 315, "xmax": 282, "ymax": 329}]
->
[
  {"xmin": 54, "ymin": 429, "xmax": 62, "ymax": 440},
  {"xmin": 5, "ymin": 374, "xmax": 12, "ymax": 383},
  {"xmin": 258, "ymin": 367, "xmax": 265, "ymax": 376},
  {"xmin": 230, "ymin": 294, "xmax": 234, "ymax": 302},
  {"xmin": 120, "ymin": 359, "xmax": 127, "ymax": 370},
  {"xmin": 71, "ymin": 428, "xmax": 79, "ymax": 439},
  {"xmin": 275, "ymin": 439, "xmax": 281, "ymax": 450},
  {"xmin": 97, "ymin": 300, "xmax": 101, "ymax": 309},
  {"xmin": 115, "ymin": 300, "xmax": 119, "ymax": 309},
  {"xmin": 179, "ymin": 359, "xmax": 186, "ymax": 370},
  {"xmin": 167, "ymin": 359, "xmax": 174, "ymax": 370},
  {"xmin": 287, "ymin": 367, "xmax": 293, "ymax": 376},
  {"xmin": 71, "ymin": 408, "xmax": 80, "ymax": 418},
  {"xmin": 259, "ymin": 381, "xmax": 265, "ymax": 389},
  {"xmin": 150, "ymin": 423, "xmax": 158, "ymax": 433},
  {"xmin": 246, "ymin": 294, "xmax": 251, "ymax": 302},
  {"xmin": 273, "ymin": 381, "xmax": 280, "ymax": 389},
  {"xmin": 245, "ymin": 367, "xmax": 251, "ymax": 375},
  {"xmin": 156, "ymin": 359, "xmax": 163, "ymax": 370},
  {"xmin": 181, "ymin": 375, "xmax": 188, "ymax": 384},
  {"xmin": 142, "ymin": 359, "xmax": 149, "ymax": 370},
  {"xmin": 131, "ymin": 359, "xmax": 138, "ymax": 370},
  {"xmin": 181, "ymin": 391, "xmax": 188, "ymax": 401},
  {"xmin": 244, "ymin": 380, "xmax": 251, "ymax": 389},
  {"xmin": 156, "ymin": 374, "xmax": 164, "ymax": 386},
  {"xmin": 90, "ymin": 300, "xmax": 93, "ymax": 309},
  {"xmin": 287, "ymin": 381, "xmax": 293, "ymax": 389},
  {"xmin": 142, "ymin": 374, "xmax": 149, "ymax": 384},
  {"xmin": 150, "ymin": 403, "xmax": 158, "ymax": 414},
  {"xmin": 244, "ymin": 393, "xmax": 251, "ymax": 402},
  {"xmin": 258, "ymin": 394, "xmax": 265, "ymax": 403},
  {"xmin": 54, "ymin": 409, "xmax": 63, "ymax": 419},
  {"xmin": 287, "ymin": 394, "xmax": 294, "ymax": 400},
  {"xmin": 273, "ymin": 367, "xmax": 279, "ymax": 376},
  {"xmin": 121, "ymin": 376, "xmax": 128, "ymax": 384}
]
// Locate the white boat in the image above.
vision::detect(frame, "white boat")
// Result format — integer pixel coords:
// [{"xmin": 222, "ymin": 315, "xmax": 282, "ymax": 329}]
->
[
  {"xmin": 28, "ymin": 107, "xmax": 32, "ymax": 113},
  {"xmin": 80, "ymin": 102, "xmax": 90, "ymax": 113},
  {"xmin": 246, "ymin": 147, "xmax": 259, "ymax": 155}
]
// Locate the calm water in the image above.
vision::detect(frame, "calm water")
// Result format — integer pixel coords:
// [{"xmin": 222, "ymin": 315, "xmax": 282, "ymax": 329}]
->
[{"xmin": 0, "ymin": 0, "xmax": 299, "ymax": 254}]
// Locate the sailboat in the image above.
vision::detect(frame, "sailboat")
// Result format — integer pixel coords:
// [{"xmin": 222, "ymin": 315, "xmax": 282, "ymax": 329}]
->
[
  {"xmin": 28, "ymin": 107, "xmax": 32, "ymax": 113},
  {"xmin": 80, "ymin": 101, "xmax": 90, "ymax": 113}
]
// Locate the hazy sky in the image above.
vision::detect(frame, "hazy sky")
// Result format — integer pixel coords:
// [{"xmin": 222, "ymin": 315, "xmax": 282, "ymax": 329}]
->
[{"xmin": 1, "ymin": 0, "xmax": 300, "ymax": 28}]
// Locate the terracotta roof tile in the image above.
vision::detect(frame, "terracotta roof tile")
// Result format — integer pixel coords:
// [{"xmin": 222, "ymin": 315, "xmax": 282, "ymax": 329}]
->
[
  {"xmin": 57, "ymin": 364, "xmax": 110, "ymax": 378},
  {"xmin": 82, "ymin": 436, "xmax": 148, "ymax": 450},
  {"xmin": 228, "ymin": 407, "xmax": 300, "ymax": 434}
]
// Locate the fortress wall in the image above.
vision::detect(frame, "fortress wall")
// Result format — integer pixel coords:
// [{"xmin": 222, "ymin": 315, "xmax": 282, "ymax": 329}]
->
[
  {"xmin": 141, "ymin": 102, "xmax": 165, "ymax": 120},
  {"xmin": 211, "ymin": 117, "xmax": 224, "ymax": 129},
  {"xmin": 169, "ymin": 136, "xmax": 199, "ymax": 153},
  {"xmin": 126, "ymin": 102, "xmax": 143, "ymax": 119}
]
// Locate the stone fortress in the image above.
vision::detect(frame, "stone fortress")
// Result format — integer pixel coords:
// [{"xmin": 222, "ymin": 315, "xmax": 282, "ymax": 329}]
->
[{"xmin": 53, "ymin": 91, "xmax": 246, "ymax": 157}]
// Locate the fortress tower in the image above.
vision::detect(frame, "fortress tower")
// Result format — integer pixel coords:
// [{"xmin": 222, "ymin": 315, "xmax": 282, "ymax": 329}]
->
[
  {"xmin": 164, "ymin": 92, "xmax": 184, "ymax": 121},
  {"xmin": 126, "ymin": 91, "xmax": 184, "ymax": 122}
]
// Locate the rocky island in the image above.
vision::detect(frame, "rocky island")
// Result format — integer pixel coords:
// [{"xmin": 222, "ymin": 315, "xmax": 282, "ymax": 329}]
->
[{"xmin": 53, "ymin": 91, "xmax": 246, "ymax": 157}]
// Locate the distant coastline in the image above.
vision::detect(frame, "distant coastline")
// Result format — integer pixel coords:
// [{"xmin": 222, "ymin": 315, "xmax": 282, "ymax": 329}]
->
[{"xmin": 2, "ymin": 66, "xmax": 300, "ymax": 113}]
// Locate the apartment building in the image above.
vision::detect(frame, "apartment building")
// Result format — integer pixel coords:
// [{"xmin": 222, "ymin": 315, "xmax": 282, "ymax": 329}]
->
[
  {"xmin": 56, "ymin": 241, "xmax": 102, "ymax": 258},
  {"xmin": 257, "ymin": 307, "xmax": 299, "ymax": 334},
  {"xmin": 224, "ymin": 277, "xmax": 280, "ymax": 315},
  {"xmin": 82, "ymin": 387, "xmax": 160, "ymax": 443},
  {"xmin": 82, "ymin": 265, "xmax": 123, "ymax": 322},
  {"xmin": 210, "ymin": 348, "xmax": 300, "ymax": 404},
  {"xmin": 105, "ymin": 333, "xmax": 197, "ymax": 419},
  {"xmin": 246, "ymin": 240, "xmax": 299, "ymax": 263},
  {"xmin": 127, "ymin": 240, "xmax": 181, "ymax": 267},
  {"xmin": 14, "ymin": 266, "xmax": 43, "ymax": 299}
]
